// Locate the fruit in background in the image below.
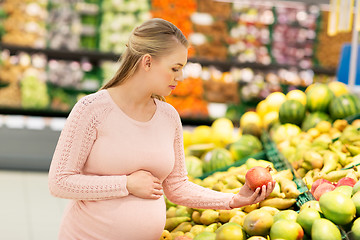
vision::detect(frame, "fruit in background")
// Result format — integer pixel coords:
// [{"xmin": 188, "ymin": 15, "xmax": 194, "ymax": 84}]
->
[
  {"xmin": 202, "ymin": 148, "xmax": 234, "ymax": 173},
  {"xmin": 328, "ymin": 81, "xmax": 349, "ymax": 97},
  {"xmin": 185, "ymin": 156, "xmax": 203, "ymax": 178},
  {"xmin": 270, "ymin": 219, "xmax": 304, "ymax": 240},
  {"xmin": 245, "ymin": 166, "xmax": 273, "ymax": 191},
  {"xmin": 246, "ymin": 237, "xmax": 267, "ymax": 240},
  {"xmin": 240, "ymin": 111, "xmax": 263, "ymax": 137},
  {"xmin": 313, "ymin": 182, "xmax": 335, "ymax": 201},
  {"xmin": 300, "ymin": 200, "xmax": 321, "ymax": 212},
  {"xmin": 256, "ymin": 100, "xmax": 271, "ymax": 119},
  {"xmin": 351, "ymin": 217, "xmax": 360, "ymax": 240},
  {"xmin": 229, "ymin": 134, "xmax": 262, "ymax": 161},
  {"xmin": 296, "ymin": 208, "xmax": 321, "ymax": 235},
  {"xmin": 311, "ymin": 179, "xmax": 332, "ymax": 195},
  {"xmin": 311, "ymin": 218, "xmax": 341, "ymax": 240},
  {"xmin": 353, "ymin": 180, "xmax": 360, "ymax": 194},
  {"xmin": 21, "ymin": 74, "xmax": 50, "ymax": 109},
  {"xmin": 262, "ymin": 111, "xmax": 279, "ymax": 130},
  {"xmin": 183, "ymin": 130, "xmax": 192, "ymax": 147},
  {"xmin": 240, "ymin": 111, "xmax": 262, "ymax": 128},
  {"xmin": 193, "ymin": 231, "xmax": 216, "ymax": 240},
  {"xmin": 273, "ymin": 209, "xmax": 298, "ymax": 222},
  {"xmin": 192, "ymin": 125, "xmax": 212, "ymax": 144},
  {"xmin": 271, "ymin": 123, "xmax": 301, "ymax": 144},
  {"xmin": 215, "ymin": 222, "xmax": 245, "ymax": 240},
  {"xmin": 336, "ymin": 177, "xmax": 357, "ymax": 187},
  {"xmin": 333, "ymin": 185, "xmax": 353, "ymax": 198},
  {"xmin": 320, "ymin": 191, "xmax": 356, "ymax": 225},
  {"xmin": 187, "ymin": 143, "xmax": 216, "ymax": 158},
  {"xmin": 329, "ymin": 93, "xmax": 360, "ymax": 120},
  {"xmin": 306, "ymin": 83, "xmax": 333, "ymax": 112},
  {"xmin": 286, "ymin": 89, "xmax": 307, "ymax": 106},
  {"xmin": 243, "ymin": 209, "xmax": 274, "ymax": 237},
  {"xmin": 301, "ymin": 112, "xmax": 332, "ymax": 131},
  {"xmin": 352, "ymin": 191, "xmax": 360, "ymax": 216},
  {"xmin": 211, "ymin": 118, "xmax": 235, "ymax": 147},
  {"xmin": 265, "ymin": 91, "xmax": 287, "ymax": 112},
  {"xmin": 279, "ymin": 99, "xmax": 306, "ymax": 126}
]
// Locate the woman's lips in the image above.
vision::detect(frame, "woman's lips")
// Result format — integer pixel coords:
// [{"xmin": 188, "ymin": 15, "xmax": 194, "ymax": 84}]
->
[{"xmin": 169, "ymin": 85, "xmax": 176, "ymax": 90}]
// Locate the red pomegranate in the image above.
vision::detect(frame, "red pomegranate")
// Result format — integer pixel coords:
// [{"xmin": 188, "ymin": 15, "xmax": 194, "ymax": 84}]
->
[{"xmin": 245, "ymin": 166, "xmax": 273, "ymax": 191}]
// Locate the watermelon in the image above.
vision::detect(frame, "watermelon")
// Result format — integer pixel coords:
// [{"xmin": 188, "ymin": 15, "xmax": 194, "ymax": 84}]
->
[
  {"xmin": 302, "ymin": 112, "xmax": 332, "ymax": 131},
  {"xmin": 202, "ymin": 148, "xmax": 234, "ymax": 173},
  {"xmin": 329, "ymin": 93, "xmax": 360, "ymax": 120},
  {"xmin": 279, "ymin": 99, "xmax": 306, "ymax": 126},
  {"xmin": 229, "ymin": 134, "xmax": 263, "ymax": 161},
  {"xmin": 306, "ymin": 83, "xmax": 333, "ymax": 113}
]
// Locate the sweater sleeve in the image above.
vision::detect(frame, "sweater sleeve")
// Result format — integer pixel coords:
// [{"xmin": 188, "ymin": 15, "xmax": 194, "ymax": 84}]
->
[
  {"xmin": 162, "ymin": 109, "xmax": 235, "ymax": 210},
  {"xmin": 48, "ymin": 93, "xmax": 129, "ymax": 200}
]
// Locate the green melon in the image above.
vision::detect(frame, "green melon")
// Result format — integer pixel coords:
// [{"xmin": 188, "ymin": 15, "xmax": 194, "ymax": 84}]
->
[
  {"xmin": 301, "ymin": 112, "xmax": 332, "ymax": 131},
  {"xmin": 202, "ymin": 148, "xmax": 234, "ymax": 173},
  {"xmin": 279, "ymin": 99, "xmax": 306, "ymax": 126},
  {"xmin": 329, "ymin": 93, "xmax": 360, "ymax": 120},
  {"xmin": 229, "ymin": 134, "xmax": 263, "ymax": 161},
  {"xmin": 306, "ymin": 83, "xmax": 333, "ymax": 113}
]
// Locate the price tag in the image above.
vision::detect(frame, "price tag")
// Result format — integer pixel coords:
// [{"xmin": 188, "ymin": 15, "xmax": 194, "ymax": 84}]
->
[
  {"xmin": 49, "ymin": 117, "xmax": 67, "ymax": 131},
  {"xmin": 5, "ymin": 115, "xmax": 26, "ymax": 129},
  {"xmin": 26, "ymin": 116, "xmax": 46, "ymax": 130}
]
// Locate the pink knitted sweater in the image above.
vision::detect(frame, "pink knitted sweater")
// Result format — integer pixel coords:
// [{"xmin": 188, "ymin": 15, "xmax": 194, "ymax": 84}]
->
[{"xmin": 48, "ymin": 89, "xmax": 235, "ymax": 240}]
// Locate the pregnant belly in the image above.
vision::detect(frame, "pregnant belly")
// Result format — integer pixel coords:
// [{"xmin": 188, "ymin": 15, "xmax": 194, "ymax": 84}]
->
[{"xmin": 60, "ymin": 195, "xmax": 166, "ymax": 240}]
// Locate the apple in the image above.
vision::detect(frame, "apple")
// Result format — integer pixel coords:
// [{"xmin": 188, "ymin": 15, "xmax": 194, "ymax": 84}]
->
[
  {"xmin": 313, "ymin": 182, "xmax": 335, "ymax": 201},
  {"xmin": 311, "ymin": 179, "xmax": 332, "ymax": 195},
  {"xmin": 336, "ymin": 177, "xmax": 357, "ymax": 188}
]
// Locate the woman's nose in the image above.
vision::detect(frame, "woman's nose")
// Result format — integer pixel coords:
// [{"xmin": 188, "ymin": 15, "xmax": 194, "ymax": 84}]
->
[{"xmin": 175, "ymin": 70, "xmax": 184, "ymax": 81}]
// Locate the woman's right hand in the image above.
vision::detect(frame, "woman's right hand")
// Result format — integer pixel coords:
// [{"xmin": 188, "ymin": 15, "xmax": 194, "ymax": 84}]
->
[{"xmin": 126, "ymin": 170, "xmax": 163, "ymax": 199}]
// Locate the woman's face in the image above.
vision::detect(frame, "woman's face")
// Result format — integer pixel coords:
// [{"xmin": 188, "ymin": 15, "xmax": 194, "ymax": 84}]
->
[{"xmin": 148, "ymin": 44, "xmax": 188, "ymax": 97}]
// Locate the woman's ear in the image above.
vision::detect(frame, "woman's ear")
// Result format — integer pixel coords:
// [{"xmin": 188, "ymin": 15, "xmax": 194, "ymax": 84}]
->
[{"xmin": 142, "ymin": 54, "xmax": 152, "ymax": 71}]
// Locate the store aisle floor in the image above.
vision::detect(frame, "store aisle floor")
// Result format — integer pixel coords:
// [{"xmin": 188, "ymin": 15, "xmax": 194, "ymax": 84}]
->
[{"xmin": 0, "ymin": 170, "xmax": 68, "ymax": 240}]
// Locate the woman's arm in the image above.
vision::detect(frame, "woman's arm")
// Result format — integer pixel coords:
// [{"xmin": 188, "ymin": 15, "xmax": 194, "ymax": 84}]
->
[
  {"xmin": 48, "ymin": 94, "xmax": 129, "ymax": 201},
  {"xmin": 162, "ymin": 111, "xmax": 274, "ymax": 210}
]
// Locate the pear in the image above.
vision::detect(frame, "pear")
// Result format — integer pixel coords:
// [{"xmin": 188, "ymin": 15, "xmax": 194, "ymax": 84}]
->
[
  {"xmin": 218, "ymin": 209, "xmax": 239, "ymax": 223},
  {"xmin": 175, "ymin": 206, "xmax": 192, "ymax": 218},
  {"xmin": 171, "ymin": 231, "xmax": 184, "ymax": 239},
  {"xmin": 192, "ymin": 211, "xmax": 201, "ymax": 224},
  {"xmin": 165, "ymin": 217, "xmax": 191, "ymax": 232},
  {"xmin": 172, "ymin": 222, "xmax": 192, "ymax": 233},
  {"xmin": 200, "ymin": 209, "xmax": 219, "ymax": 225},
  {"xmin": 204, "ymin": 222, "xmax": 219, "ymax": 232},
  {"xmin": 159, "ymin": 230, "xmax": 172, "ymax": 240},
  {"xmin": 166, "ymin": 207, "xmax": 178, "ymax": 218},
  {"xmin": 190, "ymin": 225, "xmax": 206, "ymax": 235},
  {"xmin": 229, "ymin": 213, "xmax": 246, "ymax": 226}
]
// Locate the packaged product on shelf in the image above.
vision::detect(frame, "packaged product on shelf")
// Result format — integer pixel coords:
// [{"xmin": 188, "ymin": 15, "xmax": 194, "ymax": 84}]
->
[
  {"xmin": 47, "ymin": 1, "xmax": 81, "ymax": 50},
  {"xmin": 271, "ymin": 5, "xmax": 320, "ymax": 68},
  {"xmin": 2, "ymin": 0, "xmax": 48, "ymax": 48},
  {"xmin": 100, "ymin": 0, "xmax": 151, "ymax": 53},
  {"xmin": 189, "ymin": 0, "xmax": 230, "ymax": 60},
  {"xmin": 228, "ymin": 3, "xmax": 273, "ymax": 65}
]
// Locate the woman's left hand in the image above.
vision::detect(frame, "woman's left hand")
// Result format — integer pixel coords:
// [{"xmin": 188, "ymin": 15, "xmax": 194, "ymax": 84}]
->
[{"xmin": 229, "ymin": 180, "xmax": 276, "ymax": 209}]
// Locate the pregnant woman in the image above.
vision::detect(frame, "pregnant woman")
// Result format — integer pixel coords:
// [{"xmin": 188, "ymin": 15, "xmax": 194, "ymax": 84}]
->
[{"xmin": 48, "ymin": 18, "xmax": 275, "ymax": 240}]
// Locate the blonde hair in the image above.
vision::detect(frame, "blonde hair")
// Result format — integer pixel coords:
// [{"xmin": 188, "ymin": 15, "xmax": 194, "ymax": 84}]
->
[{"xmin": 100, "ymin": 18, "xmax": 189, "ymax": 101}]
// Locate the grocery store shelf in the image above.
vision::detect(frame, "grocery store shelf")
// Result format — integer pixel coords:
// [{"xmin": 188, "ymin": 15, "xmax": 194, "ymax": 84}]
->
[
  {"xmin": 0, "ymin": 43, "xmax": 120, "ymax": 63},
  {"xmin": 0, "ymin": 43, "xmax": 337, "ymax": 75}
]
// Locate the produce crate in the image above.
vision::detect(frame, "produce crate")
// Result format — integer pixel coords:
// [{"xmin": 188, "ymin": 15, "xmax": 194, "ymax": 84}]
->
[
  {"xmin": 261, "ymin": 131, "xmax": 312, "ymax": 208},
  {"xmin": 197, "ymin": 151, "xmax": 266, "ymax": 180}
]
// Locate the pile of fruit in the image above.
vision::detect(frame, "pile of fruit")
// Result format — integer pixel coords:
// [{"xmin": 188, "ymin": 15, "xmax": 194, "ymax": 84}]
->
[
  {"xmin": 161, "ymin": 160, "xmax": 306, "ymax": 240},
  {"xmin": 183, "ymin": 117, "xmax": 264, "ymax": 179}
]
